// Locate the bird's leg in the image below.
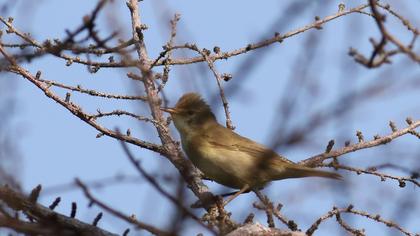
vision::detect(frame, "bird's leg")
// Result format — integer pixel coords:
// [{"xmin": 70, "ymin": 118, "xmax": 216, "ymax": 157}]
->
[
  {"xmin": 223, "ymin": 184, "xmax": 250, "ymax": 206},
  {"xmin": 221, "ymin": 189, "xmax": 251, "ymax": 197}
]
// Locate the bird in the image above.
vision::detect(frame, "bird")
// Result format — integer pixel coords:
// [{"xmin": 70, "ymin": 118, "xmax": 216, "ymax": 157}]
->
[{"xmin": 161, "ymin": 93, "xmax": 341, "ymax": 203}]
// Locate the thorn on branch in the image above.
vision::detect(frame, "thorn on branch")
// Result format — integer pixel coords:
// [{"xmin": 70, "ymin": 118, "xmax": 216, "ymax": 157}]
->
[
  {"xmin": 389, "ymin": 121, "xmax": 397, "ymax": 132},
  {"xmin": 213, "ymin": 46, "xmax": 221, "ymax": 54},
  {"xmin": 127, "ymin": 72, "xmax": 143, "ymax": 81},
  {"xmin": 325, "ymin": 139, "xmax": 335, "ymax": 153},
  {"xmin": 49, "ymin": 197, "xmax": 61, "ymax": 210},
  {"xmin": 92, "ymin": 212, "xmax": 103, "ymax": 226},
  {"xmin": 65, "ymin": 92, "xmax": 71, "ymax": 103},
  {"xmin": 135, "ymin": 27, "xmax": 144, "ymax": 40},
  {"xmin": 338, "ymin": 3, "xmax": 345, "ymax": 12},
  {"xmin": 330, "ymin": 157, "xmax": 339, "ymax": 170},
  {"xmin": 356, "ymin": 130, "xmax": 364, "ymax": 142},
  {"xmin": 398, "ymin": 180, "xmax": 406, "ymax": 188},
  {"xmin": 89, "ymin": 65, "xmax": 100, "ymax": 73},
  {"xmin": 190, "ymin": 43, "xmax": 198, "ymax": 51},
  {"xmin": 66, "ymin": 59, "xmax": 73, "ymax": 66},
  {"xmin": 314, "ymin": 15, "xmax": 323, "ymax": 29},
  {"xmin": 71, "ymin": 202, "xmax": 77, "ymax": 218},
  {"xmin": 222, "ymin": 73, "xmax": 233, "ymax": 82},
  {"xmin": 288, "ymin": 220, "xmax": 298, "ymax": 231},
  {"xmin": 202, "ymin": 48, "xmax": 211, "ymax": 56},
  {"xmin": 29, "ymin": 184, "xmax": 42, "ymax": 203},
  {"xmin": 35, "ymin": 71, "xmax": 41, "ymax": 79},
  {"xmin": 244, "ymin": 213, "xmax": 254, "ymax": 224},
  {"xmin": 405, "ymin": 117, "xmax": 413, "ymax": 125}
]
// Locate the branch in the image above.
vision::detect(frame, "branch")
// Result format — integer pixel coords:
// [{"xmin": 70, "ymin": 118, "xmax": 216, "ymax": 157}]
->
[
  {"xmin": 178, "ymin": 44, "xmax": 234, "ymax": 129},
  {"xmin": 0, "ymin": 185, "xmax": 118, "ymax": 236},
  {"xmin": 119, "ymin": 138, "xmax": 215, "ymax": 234},
  {"xmin": 320, "ymin": 163, "xmax": 419, "ymax": 187},
  {"xmin": 37, "ymin": 78, "xmax": 147, "ymax": 101},
  {"xmin": 0, "ymin": 44, "xmax": 163, "ymax": 153},
  {"xmin": 369, "ymin": 0, "xmax": 419, "ymax": 63},
  {"xmin": 0, "ymin": 3, "xmax": 372, "ymax": 69},
  {"xmin": 306, "ymin": 205, "xmax": 414, "ymax": 236},
  {"xmin": 299, "ymin": 119, "xmax": 420, "ymax": 167},
  {"xmin": 126, "ymin": 1, "xmax": 237, "ymax": 233},
  {"xmin": 75, "ymin": 179, "xmax": 171, "ymax": 236},
  {"xmin": 150, "ymin": 3, "xmax": 370, "ymax": 67}
]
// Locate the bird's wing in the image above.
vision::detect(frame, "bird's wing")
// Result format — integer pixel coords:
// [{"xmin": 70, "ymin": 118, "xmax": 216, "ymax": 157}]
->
[{"xmin": 204, "ymin": 124, "xmax": 294, "ymax": 165}]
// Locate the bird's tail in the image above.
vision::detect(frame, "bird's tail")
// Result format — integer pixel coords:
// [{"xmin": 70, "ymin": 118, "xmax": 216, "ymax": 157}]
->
[{"xmin": 275, "ymin": 163, "xmax": 342, "ymax": 180}]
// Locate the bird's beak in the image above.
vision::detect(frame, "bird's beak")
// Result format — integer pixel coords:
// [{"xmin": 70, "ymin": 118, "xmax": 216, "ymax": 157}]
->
[{"xmin": 160, "ymin": 107, "xmax": 178, "ymax": 114}]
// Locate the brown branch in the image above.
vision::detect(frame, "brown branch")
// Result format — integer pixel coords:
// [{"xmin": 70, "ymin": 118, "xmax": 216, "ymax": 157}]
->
[
  {"xmin": 0, "ymin": 215, "xmax": 55, "ymax": 235},
  {"xmin": 196, "ymin": 47, "xmax": 234, "ymax": 130},
  {"xmin": 126, "ymin": 1, "xmax": 237, "ymax": 233},
  {"xmin": 320, "ymin": 163, "xmax": 419, "ymax": 187},
  {"xmin": 0, "ymin": 45, "xmax": 163, "ymax": 154},
  {"xmin": 299, "ymin": 119, "xmax": 420, "ymax": 167},
  {"xmin": 155, "ymin": 14, "xmax": 180, "ymax": 93},
  {"xmin": 253, "ymin": 191, "xmax": 299, "ymax": 231},
  {"xmin": 366, "ymin": 163, "xmax": 419, "ymax": 178},
  {"xmin": 75, "ymin": 179, "xmax": 170, "ymax": 236},
  {"xmin": 0, "ymin": 185, "xmax": 118, "ymax": 236},
  {"xmin": 92, "ymin": 110, "xmax": 157, "ymax": 125},
  {"xmin": 0, "ymin": 3, "xmax": 372, "ymax": 69},
  {"xmin": 335, "ymin": 211, "xmax": 365, "ymax": 236},
  {"xmin": 38, "ymin": 78, "xmax": 147, "ymax": 101},
  {"xmin": 253, "ymin": 191, "xmax": 275, "ymax": 228},
  {"xmin": 369, "ymin": 0, "xmax": 419, "ymax": 63},
  {"xmin": 119, "ymin": 138, "xmax": 216, "ymax": 234},
  {"xmin": 306, "ymin": 205, "xmax": 414, "ymax": 236},
  {"xmin": 1, "ymin": 6, "xmax": 233, "ymax": 232},
  {"xmin": 150, "ymin": 3, "xmax": 370, "ymax": 67},
  {"xmin": 376, "ymin": 3, "xmax": 418, "ymax": 35}
]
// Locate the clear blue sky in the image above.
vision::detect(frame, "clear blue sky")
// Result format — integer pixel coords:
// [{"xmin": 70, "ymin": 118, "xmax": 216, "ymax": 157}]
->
[{"xmin": 2, "ymin": 0, "xmax": 419, "ymax": 235}]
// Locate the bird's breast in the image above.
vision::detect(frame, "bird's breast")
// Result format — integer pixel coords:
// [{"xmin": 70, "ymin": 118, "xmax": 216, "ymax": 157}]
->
[{"xmin": 181, "ymin": 134, "xmax": 261, "ymax": 189}]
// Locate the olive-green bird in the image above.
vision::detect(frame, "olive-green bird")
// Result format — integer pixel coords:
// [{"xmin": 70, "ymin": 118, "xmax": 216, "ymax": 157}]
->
[{"xmin": 161, "ymin": 93, "xmax": 341, "ymax": 201}]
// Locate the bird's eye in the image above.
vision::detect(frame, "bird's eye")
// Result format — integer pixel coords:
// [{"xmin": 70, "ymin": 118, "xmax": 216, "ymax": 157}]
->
[{"xmin": 187, "ymin": 110, "xmax": 194, "ymax": 116}]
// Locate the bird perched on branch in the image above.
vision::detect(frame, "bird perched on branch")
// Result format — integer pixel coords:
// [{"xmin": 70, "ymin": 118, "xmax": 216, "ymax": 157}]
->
[{"xmin": 161, "ymin": 93, "xmax": 341, "ymax": 204}]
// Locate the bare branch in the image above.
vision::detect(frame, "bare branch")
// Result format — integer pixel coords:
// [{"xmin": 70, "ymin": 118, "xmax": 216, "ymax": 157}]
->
[
  {"xmin": 0, "ymin": 185, "xmax": 118, "ymax": 236},
  {"xmin": 75, "ymin": 179, "xmax": 170, "ymax": 236},
  {"xmin": 300, "ymin": 119, "xmax": 420, "ymax": 167}
]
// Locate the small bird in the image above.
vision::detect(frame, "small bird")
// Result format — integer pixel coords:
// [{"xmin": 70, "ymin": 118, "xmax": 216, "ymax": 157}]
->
[{"xmin": 161, "ymin": 93, "xmax": 341, "ymax": 202}]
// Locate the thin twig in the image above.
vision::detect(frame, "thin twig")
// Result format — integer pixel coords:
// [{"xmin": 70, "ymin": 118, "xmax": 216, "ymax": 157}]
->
[
  {"xmin": 306, "ymin": 205, "xmax": 414, "ymax": 236},
  {"xmin": 299, "ymin": 120, "xmax": 420, "ymax": 167},
  {"xmin": 0, "ymin": 185, "xmax": 118, "ymax": 236},
  {"xmin": 0, "ymin": 45, "xmax": 163, "ymax": 154},
  {"xmin": 119, "ymin": 137, "xmax": 216, "ymax": 234},
  {"xmin": 320, "ymin": 163, "xmax": 419, "ymax": 187},
  {"xmin": 38, "ymin": 78, "xmax": 147, "ymax": 101},
  {"xmin": 75, "ymin": 179, "xmax": 171, "ymax": 236}
]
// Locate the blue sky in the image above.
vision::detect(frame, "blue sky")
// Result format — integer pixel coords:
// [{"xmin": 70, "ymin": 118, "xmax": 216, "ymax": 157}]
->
[{"xmin": 1, "ymin": 0, "xmax": 419, "ymax": 235}]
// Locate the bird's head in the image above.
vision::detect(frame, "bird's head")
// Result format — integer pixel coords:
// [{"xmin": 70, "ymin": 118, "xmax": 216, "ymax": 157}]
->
[{"xmin": 161, "ymin": 93, "xmax": 217, "ymax": 135}]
